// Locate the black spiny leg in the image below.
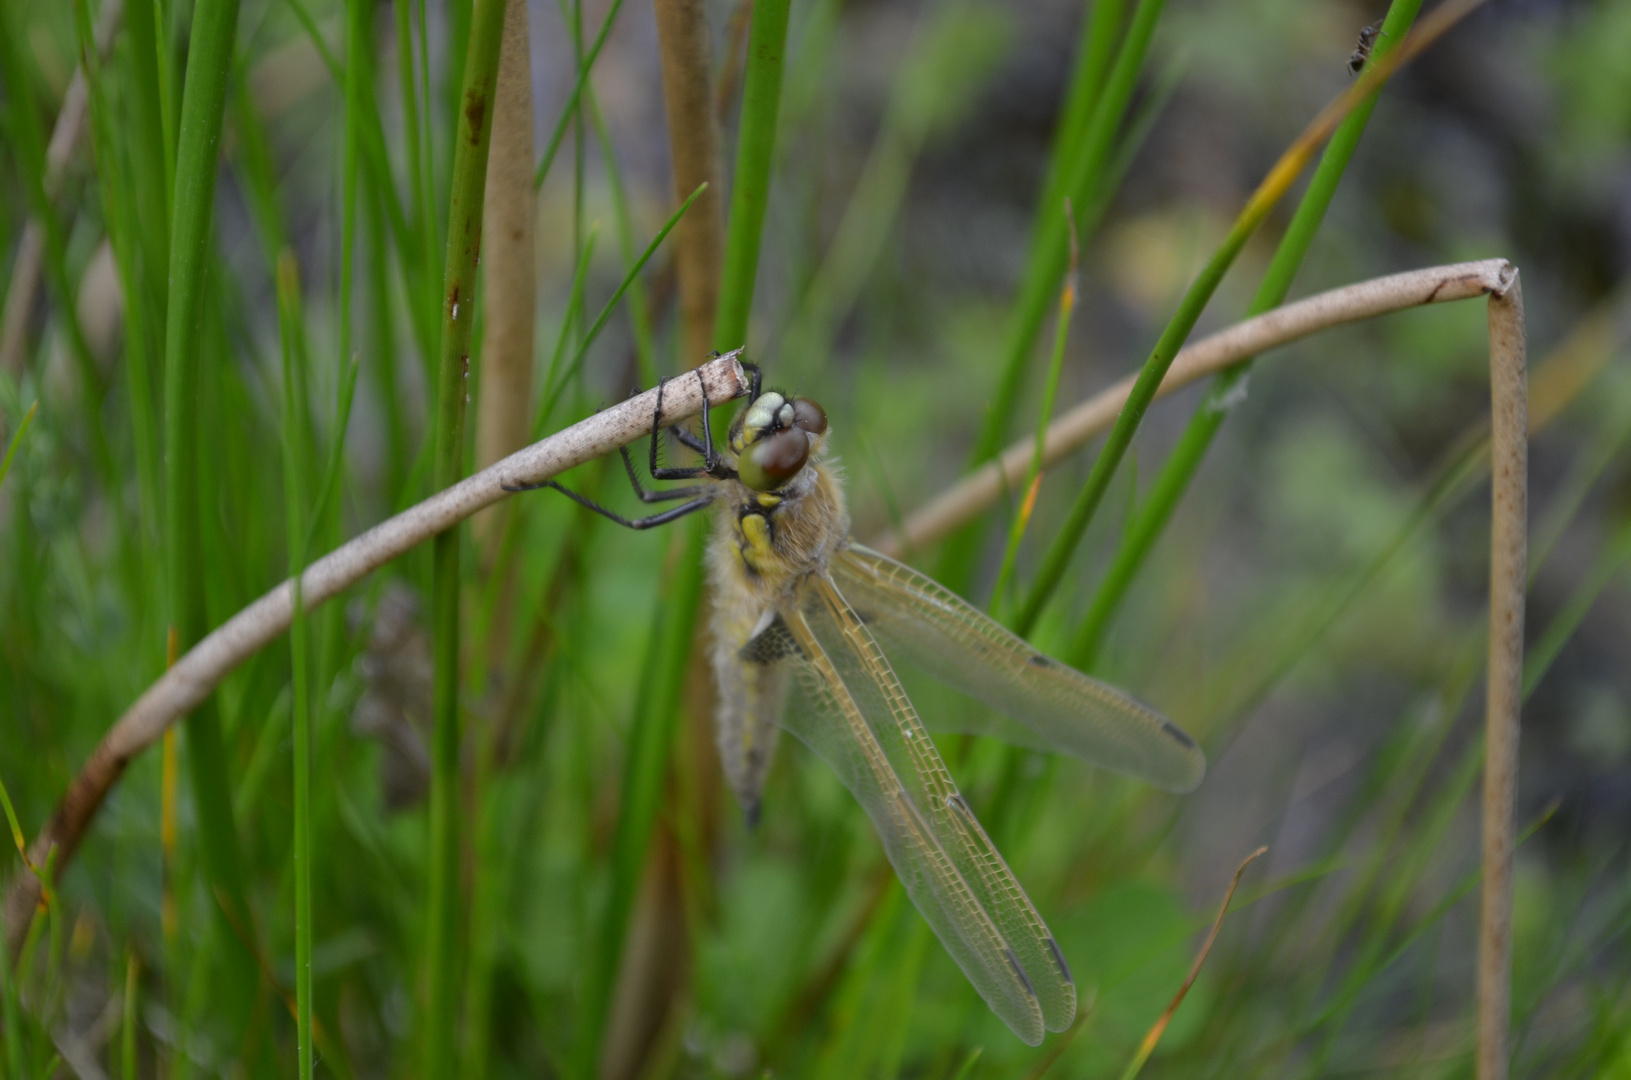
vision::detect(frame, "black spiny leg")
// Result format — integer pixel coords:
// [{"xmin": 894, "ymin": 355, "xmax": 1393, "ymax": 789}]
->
[
  {"xmin": 501, "ymin": 368, "xmax": 727, "ymax": 530},
  {"xmin": 519, "ymin": 480, "xmax": 714, "ymax": 530}
]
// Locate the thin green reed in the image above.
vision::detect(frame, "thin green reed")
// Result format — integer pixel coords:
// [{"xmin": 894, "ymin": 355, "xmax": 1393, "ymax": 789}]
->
[
  {"xmin": 1011, "ymin": 4, "xmax": 1432, "ymax": 638},
  {"xmin": 532, "ymin": 0, "xmax": 631, "ymax": 190},
  {"xmin": 118, "ymin": 0, "xmax": 173, "ymax": 449},
  {"xmin": 716, "ymin": 0, "xmax": 793, "ymax": 351},
  {"xmin": 987, "ymin": 0, "xmax": 1166, "ymax": 448},
  {"xmin": 536, "ymin": 185, "xmax": 708, "ymax": 425},
  {"xmin": 161, "ymin": 0, "xmax": 255, "ymax": 958},
  {"xmin": 939, "ymin": 0, "xmax": 1164, "ymax": 590},
  {"xmin": 276, "ymin": 252, "xmax": 318, "ymax": 1080},
  {"xmin": 154, "ymin": 0, "xmax": 179, "ymax": 195},
  {"xmin": 577, "ymin": 522, "xmax": 709, "ymax": 1078},
  {"xmin": 424, "ymin": 2, "xmax": 507, "ymax": 1075},
  {"xmin": 0, "ymin": 6, "xmax": 112, "ymax": 482},
  {"xmin": 586, "ymin": 90, "xmax": 659, "ymax": 384},
  {"xmin": 74, "ymin": 0, "xmax": 164, "ymax": 600},
  {"xmin": 1071, "ymin": 0, "xmax": 1425, "ymax": 666},
  {"xmin": 1035, "ymin": 0, "xmax": 1124, "ymax": 224},
  {"xmin": 989, "ymin": 209, "xmax": 1079, "ymax": 612}
]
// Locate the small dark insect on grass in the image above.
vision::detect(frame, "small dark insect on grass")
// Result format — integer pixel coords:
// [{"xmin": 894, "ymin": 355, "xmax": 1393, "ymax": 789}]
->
[{"xmin": 1348, "ymin": 22, "xmax": 1385, "ymax": 75}]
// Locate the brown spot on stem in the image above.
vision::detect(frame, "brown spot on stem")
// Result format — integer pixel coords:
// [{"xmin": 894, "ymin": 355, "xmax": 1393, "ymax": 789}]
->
[{"xmin": 464, "ymin": 91, "xmax": 487, "ymax": 145}]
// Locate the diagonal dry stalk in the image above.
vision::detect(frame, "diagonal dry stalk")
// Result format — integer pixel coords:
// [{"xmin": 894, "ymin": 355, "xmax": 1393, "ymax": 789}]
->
[
  {"xmin": 0, "ymin": 353, "xmax": 749, "ymax": 954},
  {"xmin": 871, "ymin": 260, "xmax": 1516, "ymax": 557}
]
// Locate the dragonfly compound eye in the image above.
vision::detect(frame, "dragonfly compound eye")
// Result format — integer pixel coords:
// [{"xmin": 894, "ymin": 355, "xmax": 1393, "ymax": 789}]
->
[
  {"xmin": 738, "ymin": 428, "xmax": 810, "ymax": 491},
  {"xmin": 792, "ymin": 397, "xmax": 828, "ymax": 435}
]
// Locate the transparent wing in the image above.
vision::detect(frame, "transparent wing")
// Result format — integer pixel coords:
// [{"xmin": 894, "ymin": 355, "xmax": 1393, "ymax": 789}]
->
[
  {"xmin": 776, "ymin": 574, "xmax": 1076, "ymax": 1044},
  {"xmin": 831, "ymin": 544, "xmax": 1205, "ymax": 793}
]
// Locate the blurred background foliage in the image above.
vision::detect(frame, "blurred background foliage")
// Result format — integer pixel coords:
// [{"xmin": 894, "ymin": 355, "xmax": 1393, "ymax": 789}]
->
[{"xmin": 1, "ymin": 0, "xmax": 1629, "ymax": 1076}]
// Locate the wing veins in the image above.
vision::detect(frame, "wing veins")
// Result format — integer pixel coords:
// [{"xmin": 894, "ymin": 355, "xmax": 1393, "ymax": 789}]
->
[
  {"xmin": 810, "ymin": 576, "xmax": 1076, "ymax": 1032},
  {"xmin": 784, "ymin": 604, "xmax": 1049, "ymax": 1044}
]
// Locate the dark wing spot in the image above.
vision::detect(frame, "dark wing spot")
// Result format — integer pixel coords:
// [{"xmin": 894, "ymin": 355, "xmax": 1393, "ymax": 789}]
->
[
  {"xmin": 1028, "ymin": 654, "xmax": 1055, "ymax": 669},
  {"xmin": 1161, "ymin": 720, "xmax": 1198, "ymax": 751},
  {"xmin": 740, "ymin": 614, "xmax": 802, "ymax": 665},
  {"xmin": 1004, "ymin": 946, "xmax": 1037, "ymax": 997},
  {"xmin": 1046, "ymin": 937, "xmax": 1074, "ymax": 985}
]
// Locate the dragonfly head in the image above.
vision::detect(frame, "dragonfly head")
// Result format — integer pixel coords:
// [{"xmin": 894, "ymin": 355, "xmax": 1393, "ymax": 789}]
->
[{"xmin": 730, "ymin": 391, "xmax": 829, "ymax": 492}]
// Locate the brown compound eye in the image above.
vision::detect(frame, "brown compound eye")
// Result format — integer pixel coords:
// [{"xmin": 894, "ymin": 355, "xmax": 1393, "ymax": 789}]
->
[
  {"xmin": 791, "ymin": 397, "xmax": 828, "ymax": 435},
  {"xmin": 737, "ymin": 428, "xmax": 810, "ymax": 491}
]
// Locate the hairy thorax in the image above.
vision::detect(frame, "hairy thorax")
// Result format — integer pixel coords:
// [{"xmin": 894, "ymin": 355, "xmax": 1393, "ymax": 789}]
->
[{"xmin": 707, "ymin": 456, "xmax": 849, "ymax": 614}]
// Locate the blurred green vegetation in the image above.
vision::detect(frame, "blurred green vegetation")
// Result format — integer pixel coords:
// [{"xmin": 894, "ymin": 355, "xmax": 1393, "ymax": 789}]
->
[{"xmin": 2, "ymin": 0, "xmax": 1630, "ymax": 1077}]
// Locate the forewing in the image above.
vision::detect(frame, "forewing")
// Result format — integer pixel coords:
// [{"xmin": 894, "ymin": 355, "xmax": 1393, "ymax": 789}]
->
[
  {"xmin": 832, "ymin": 544, "xmax": 1205, "ymax": 793},
  {"xmin": 779, "ymin": 575, "xmax": 1075, "ymax": 1042}
]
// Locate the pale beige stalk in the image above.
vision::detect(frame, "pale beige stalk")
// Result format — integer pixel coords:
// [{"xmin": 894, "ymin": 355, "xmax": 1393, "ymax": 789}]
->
[
  {"xmin": 873, "ymin": 260, "xmax": 1515, "ymax": 556},
  {"xmin": 653, "ymin": 0, "xmax": 724, "ymax": 365},
  {"xmin": 1, "ymin": 355, "xmax": 749, "ymax": 954},
  {"xmin": 474, "ymin": 0, "xmax": 538, "ymax": 556},
  {"xmin": 1479, "ymin": 272, "xmax": 1527, "ymax": 1080}
]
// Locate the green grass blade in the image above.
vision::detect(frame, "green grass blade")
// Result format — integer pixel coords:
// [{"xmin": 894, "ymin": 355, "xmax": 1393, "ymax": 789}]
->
[
  {"xmin": 0, "ymin": 402, "xmax": 37, "ymax": 491},
  {"xmin": 276, "ymin": 250, "xmax": 317, "ymax": 1080},
  {"xmin": 534, "ymin": 225, "xmax": 600, "ymax": 433},
  {"xmin": 532, "ymin": 0, "xmax": 632, "ymax": 191},
  {"xmin": 121, "ymin": 952, "xmax": 138, "ymax": 1080},
  {"xmin": 715, "ymin": 0, "xmax": 792, "ymax": 351},
  {"xmin": 936, "ymin": 0, "xmax": 1163, "ymax": 592},
  {"xmin": 1070, "ymin": 0, "xmax": 1424, "ymax": 663},
  {"xmin": 1523, "ymin": 515, "xmax": 1631, "ymax": 698},
  {"xmin": 969, "ymin": 0, "xmax": 1166, "ymax": 475},
  {"xmin": 577, "ymin": 520, "xmax": 708, "ymax": 1077},
  {"xmin": 990, "ymin": 232, "xmax": 1076, "ymax": 612},
  {"xmin": 1035, "ymin": 0, "xmax": 1125, "ymax": 224},
  {"xmin": 538, "ymin": 184, "xmax": 707, "ymax": 425},
  {"xmin": 161, "ymin": 0, "xmax": 256, "ymax": 962},
  {"xmin": 424, "ymin": 3, "xmax": 508, "ymax": 1074},
  {"xmin": 1013, "ymin": 209, "xmax": 1248, "ymax": 637}
]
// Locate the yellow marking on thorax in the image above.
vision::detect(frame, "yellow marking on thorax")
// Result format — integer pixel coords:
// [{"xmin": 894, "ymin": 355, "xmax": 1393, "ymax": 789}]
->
[{"xmin": 735, "ymin": 512, "xmax": 775, "ymax": 578}]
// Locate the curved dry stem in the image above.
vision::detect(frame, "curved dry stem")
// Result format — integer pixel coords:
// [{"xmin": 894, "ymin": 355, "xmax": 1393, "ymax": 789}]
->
[
  {"xmin": 872, "ymin": 259, "xmax": 1515, "ymax": 556},
  {"xmin": 1480, "ymin": 273, "xmax": 1526, "ymax": 1080},
  {"xmin": 1, "ymin": 353, "xmax": 749, "ymax": 953}
]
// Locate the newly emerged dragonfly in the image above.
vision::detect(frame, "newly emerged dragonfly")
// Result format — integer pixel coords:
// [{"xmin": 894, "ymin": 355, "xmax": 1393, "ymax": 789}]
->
[{"xmin": 506, "ymin": 357, "xmax": 1206, "ymax": 1045}]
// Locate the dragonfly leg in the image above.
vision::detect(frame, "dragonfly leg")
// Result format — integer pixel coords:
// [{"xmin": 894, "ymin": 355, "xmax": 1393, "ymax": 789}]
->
[
  {"xmin": 501, "ymin": 477, "xmax": 714, "ymax": 530},
  {"xmin": 618, "ymin": 445, "xmax": 712, "ymax": 503},
  {"xmin": 651, "ymin": 367, "xmax": 738, "ymax": 482}
]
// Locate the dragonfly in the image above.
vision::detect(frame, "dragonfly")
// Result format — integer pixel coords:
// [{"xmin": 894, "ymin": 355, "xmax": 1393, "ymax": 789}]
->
[{"xmin": 505, "ymin": 357, "xmax": 1206, "ymax": 1045}]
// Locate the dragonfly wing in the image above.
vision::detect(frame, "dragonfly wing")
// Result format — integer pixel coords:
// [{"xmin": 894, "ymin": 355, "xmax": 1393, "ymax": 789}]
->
[
  {"xmin": 777, "ymin": 574, "xmax": 1075, "ymax": 1042},
  {"xmin": 831, "ymin": 544, "xmax": 1205, "ymax": 793}
]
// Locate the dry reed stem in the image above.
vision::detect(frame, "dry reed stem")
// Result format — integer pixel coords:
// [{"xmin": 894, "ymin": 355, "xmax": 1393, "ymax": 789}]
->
[
  {"xmin": 474, "ymin": 0, "xmax": 538, "ymax": 556},
  {"xmin": 610, "ymin": 7, "xmax": 728, "ymax": 1072},
  {"xmin": 1480, "ymin": 272, "xmax": 1526, "ymax": 1080},
  {"xmin": 1, "ymin": 353, "xmax": 750, "ymax": 954},
  {"xmin": 0, "ymin": 0, "xmax": 123, "ymax": 375},
  {"xmin": 872, "ymin": 260, "xmax": 1515, "ymax": 556},
  {"xmin": 653, "ymin": 0, "xmax": 725, "ymax": 365}
]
